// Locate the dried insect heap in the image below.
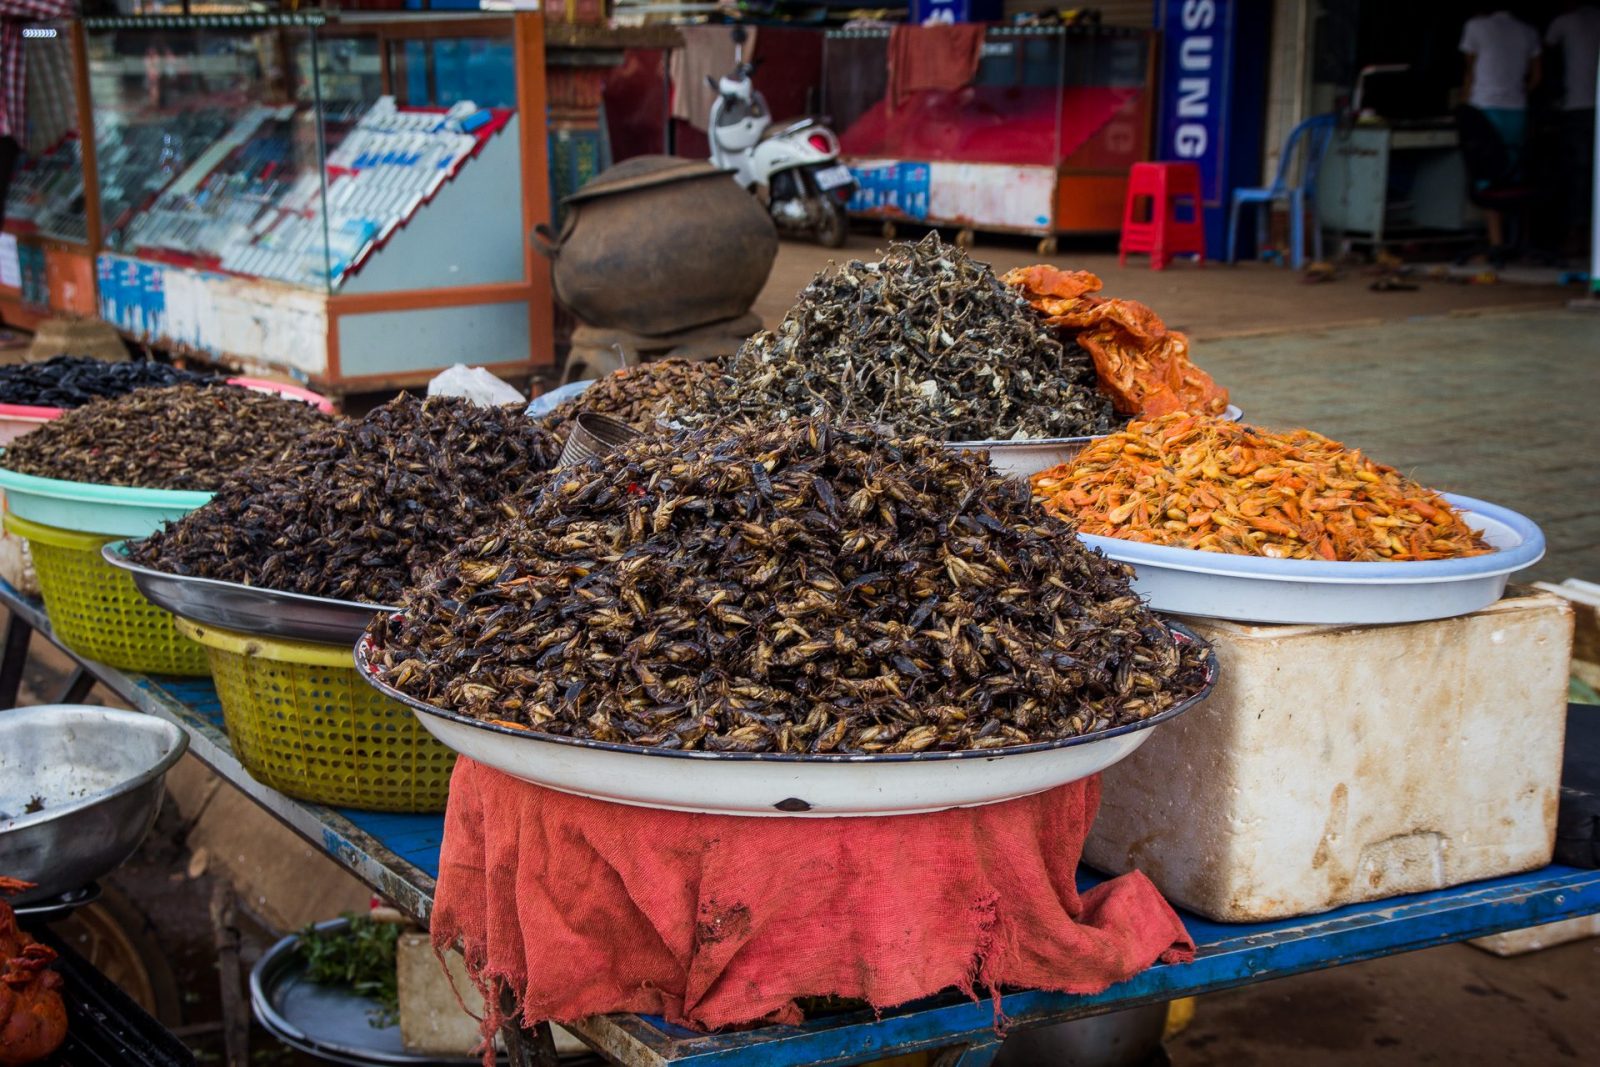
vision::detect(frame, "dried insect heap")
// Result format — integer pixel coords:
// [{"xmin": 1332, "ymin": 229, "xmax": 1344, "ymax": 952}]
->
[
  {"xmin": 0, "ymin": 356, "xmax": 218, "ymax": 409},
  {"xmin": 130, "ymin": 395, "xmax": 564, "ymax": 603},
  {"xmin": 371, "ymin": 421, "xmax": 1211, "ymax": 754},
  {"xmin": 1003, "ymin": 265, "xmax": 1229, "ymax": 418},
  {"xmin": 0, "ymin": 384, "xmax": 327, "ymax": 491},
  {"xmin": 694, "ymin": 234, "xmax": 1116, "ymax": 442},
  {"xmin": 1032, "ymin": 413, "xmax": 1491, "ymax": 562},
  {"xmin": 544, "ymin": 359, "xmax": 732, "ymax": 435}
]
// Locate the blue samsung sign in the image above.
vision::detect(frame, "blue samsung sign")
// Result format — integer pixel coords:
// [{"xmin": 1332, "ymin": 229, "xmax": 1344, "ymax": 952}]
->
[{"xmin": 1155, "ymin": 0, "xmax": 1268, "ymax": 258}]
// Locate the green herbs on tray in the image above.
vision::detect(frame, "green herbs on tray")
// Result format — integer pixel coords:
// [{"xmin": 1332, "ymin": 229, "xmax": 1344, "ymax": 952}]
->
[{"xmin": 297, "ymin": 913, "xmax": 402, "ymax": 1028}]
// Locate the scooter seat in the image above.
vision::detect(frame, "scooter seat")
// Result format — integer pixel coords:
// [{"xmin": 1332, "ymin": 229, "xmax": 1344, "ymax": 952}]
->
[{"xmin": 764, "ymin": 117, "xmax": 819, "ymax": 140}]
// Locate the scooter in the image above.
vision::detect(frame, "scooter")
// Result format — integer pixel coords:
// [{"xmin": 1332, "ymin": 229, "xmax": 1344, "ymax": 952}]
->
[{"xmin": 707, "ymin": 26, "xmax": 856, "ymax": 247}]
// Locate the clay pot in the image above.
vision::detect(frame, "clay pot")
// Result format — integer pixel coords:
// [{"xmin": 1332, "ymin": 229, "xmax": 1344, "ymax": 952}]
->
[{"xmin": 532, "ymin": 156, "xmax": 778, "ymax": 337}]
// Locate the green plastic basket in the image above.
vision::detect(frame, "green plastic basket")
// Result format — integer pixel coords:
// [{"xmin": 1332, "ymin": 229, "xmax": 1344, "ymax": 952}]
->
[
  {"xmin": 175, "ymin": 618, "xmax": 454, "ymax": 812},
  {"xmin": 0, "ymin": 461, "xmax": 212, "ymax": 537},
  {"xmin": 4, "ymin": 511, "xmax": 212, "ymax": 676}
]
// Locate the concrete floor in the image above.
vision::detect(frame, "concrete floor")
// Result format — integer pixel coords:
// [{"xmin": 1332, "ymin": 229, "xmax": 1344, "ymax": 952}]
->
[
  {"xmin": 11, "ymin": 251, "xmax": 1600, "ymax": 1062},
  {"xmin": 1195, "ymin": 311, "xmax": 1600, "ymax": 584},
  {"xmin": 1173, "ymin": 936, "xmax": 1600, "ymax": 1066}
]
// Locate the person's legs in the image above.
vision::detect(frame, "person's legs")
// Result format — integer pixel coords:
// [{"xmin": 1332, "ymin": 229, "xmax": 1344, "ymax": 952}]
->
[
  {"xmin": 1481, "ymin": 107, "xmax": 1529, "ymax": 178},
  {"xmin": 1476, "ymin": 110, "xmax": 1528, "ymax": 258},
  {"xmin": 1560, "ymin": 109, "xmax": 1595, "ymax": 258}
]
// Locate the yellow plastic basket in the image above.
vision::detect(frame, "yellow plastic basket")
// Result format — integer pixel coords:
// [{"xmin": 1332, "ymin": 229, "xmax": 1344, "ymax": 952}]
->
[
  {"xmin": 3, "ymin": 511, "xmax": 211, "ymax": 676},
  {"xmin": 174, "ymin": 618, "xmax": 454, "ymax": 812}
]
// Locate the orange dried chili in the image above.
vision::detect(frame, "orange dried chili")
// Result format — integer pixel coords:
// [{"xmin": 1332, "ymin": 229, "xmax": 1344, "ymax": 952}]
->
[
  {"xmin": 1002, "ymin": 265, "xmax": 1229, "ymax": 418},
  {"xmin": 1032, "ymin": 414, "xmax": 1492, "ymax": 562}
]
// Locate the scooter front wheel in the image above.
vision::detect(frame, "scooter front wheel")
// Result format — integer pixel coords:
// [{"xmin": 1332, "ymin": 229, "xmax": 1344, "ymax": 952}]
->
[{"xmin": 815, "ymin": 199, "xmax": 849, "ymax": 248}]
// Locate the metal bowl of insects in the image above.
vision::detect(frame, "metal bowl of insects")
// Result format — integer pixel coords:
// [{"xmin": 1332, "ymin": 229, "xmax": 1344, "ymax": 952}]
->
[
  {"xmin": 102, "ymin": 541, "xmax": 396, "ymax": 645},
  {"xmin": 353, "ymin": 623, "xmax": 1218, "ymax": 818},
  {"xmin": 947, "ymin": 405, "xmax": 1242, "ymax": 480}
]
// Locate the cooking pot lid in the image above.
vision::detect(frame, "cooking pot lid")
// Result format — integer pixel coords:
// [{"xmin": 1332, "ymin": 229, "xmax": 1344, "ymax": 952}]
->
[{"xmin": 563, "ymin": 155, "xmax": 737, "ymax": 206}]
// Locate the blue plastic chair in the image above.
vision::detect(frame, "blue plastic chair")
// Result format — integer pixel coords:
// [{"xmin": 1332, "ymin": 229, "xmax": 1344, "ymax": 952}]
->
[{"xmin": 1226, "ymin": 114, "xmax": 1337, "ymax": 269}]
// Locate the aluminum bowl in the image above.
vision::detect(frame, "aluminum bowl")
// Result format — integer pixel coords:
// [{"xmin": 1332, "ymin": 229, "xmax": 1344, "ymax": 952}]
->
[
  {"xmin": 354, "ymin": 625, "xmax": 1217, "ymax": 818},
  {"xmin": 252, "ymin": 918, "xmax": 586, "ymax": 1064},
  {"xmin": 103, "ymin": 541, "xmax": 394, "ymax": 645},
  {"xmin": 0, "ymin": 706, "xmax": 189, "ymax": 904},
  {"xmin": 946, "ymin": 404, "xmax": 1243, "ymax": 480}
]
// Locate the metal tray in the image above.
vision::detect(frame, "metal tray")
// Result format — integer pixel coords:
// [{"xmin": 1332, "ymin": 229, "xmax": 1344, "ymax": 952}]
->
[
  {"xmin": 10, "ymin": 882, "xmax": 101, "ymax": 923},
  {"xmin": 354, "ymin": 625, "xmax": 1217, "ymax": 818},
  {"xmin": 251, "ymin": 919, "xmax": 590, "ymax": 1065},
  {"xmin": 946, "ymin": 405, "xmax": 1243, "ymax": 479},
  {"xmin": 0, "ymin": 706, "xmax": 188, "ymax": 904},
  {"xmin": 103, "ymin": 542, "xmax": 395, "ymax": 645},
  {"xmin": 527, "ymin": 379, "xmax": 1240, "ymax": 483},
  {"xmin": 252, "ymin": 919, "xmax": 484, "ymax": 1066},
  {"xmin": 1077, "ymin": 493, "xmax": 1545, "ymax": 625}
]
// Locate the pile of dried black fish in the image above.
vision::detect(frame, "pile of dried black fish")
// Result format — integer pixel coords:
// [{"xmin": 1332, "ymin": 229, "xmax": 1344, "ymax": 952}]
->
[
  {"xmin": 0, "ymin": 356, "xmax": 217, "ymax": 409},
  {"xmin": 0, "ymin": 385, "xmax": 327, "ymax": 490},
  {"xmin": 370, "ymin": 420, "xmax": 1210, "ymax": 754},
  {"xmin": 693, "ymin": 234, "xmax": 1117, "ymax": 442},
  {"xmin": 131, "ymin": 395, "xmax": 564, "ymax": 603},
  {"xmin": 544, "ymin": 359, "xmax": 731, "ymax": 435}
]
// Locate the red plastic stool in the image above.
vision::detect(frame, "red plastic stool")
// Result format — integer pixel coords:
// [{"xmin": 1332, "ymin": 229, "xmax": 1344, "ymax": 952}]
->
[{"xmin": 1118, "ymin": 162, "xmax": 1206, "ymax": 270}]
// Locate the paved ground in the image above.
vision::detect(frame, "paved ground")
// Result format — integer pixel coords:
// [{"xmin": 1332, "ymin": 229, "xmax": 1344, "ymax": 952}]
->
[
  {"xmin": 1172, "ymin": 936, "xmax": 1600, "ymax": 1066},
  {"xmin": 1195, "ymin": 311, "xmax": 1600, "ymax": 584}
]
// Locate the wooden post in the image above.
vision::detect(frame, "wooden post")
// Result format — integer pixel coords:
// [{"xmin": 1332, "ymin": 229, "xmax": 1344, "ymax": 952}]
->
[
  {"xmin": 69, "ymin": 21, "xmax": 102, "ymax": 257},
  {"xmin": 513, "ymin": 11, "xmax": 556, "ymax": 375},
  {"xmin": 209, "ymin": 881, "xmax": 249, "ymax": 1067}
]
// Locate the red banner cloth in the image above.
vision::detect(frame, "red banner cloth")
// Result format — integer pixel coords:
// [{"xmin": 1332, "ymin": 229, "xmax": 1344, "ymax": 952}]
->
[{"xmin": 431, "ymin": 758, "xmax": 1193, "ymax": 1042}]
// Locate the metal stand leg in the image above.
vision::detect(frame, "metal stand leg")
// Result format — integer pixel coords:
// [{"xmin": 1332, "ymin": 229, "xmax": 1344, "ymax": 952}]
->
[
  {"xmin": 211, "ymin": 882, "xmax": 250, "ymax": 1067},
  {"xmin": 500, "ymin": 987, "xmax": 559, "ymax": 1067},
  {"xmin": 54, "ymin": 667, "xmax": 95, "ymax": 705},
  {"xmin": 0, "ymin": 611, "xmax": 34, "ymax": 710}
]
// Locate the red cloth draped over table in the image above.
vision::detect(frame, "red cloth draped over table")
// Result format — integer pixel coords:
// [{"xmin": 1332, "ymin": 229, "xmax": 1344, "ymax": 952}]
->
[{"xmin": 431, "ymin": 758, "xmax": 1193, "ymax": 1047}]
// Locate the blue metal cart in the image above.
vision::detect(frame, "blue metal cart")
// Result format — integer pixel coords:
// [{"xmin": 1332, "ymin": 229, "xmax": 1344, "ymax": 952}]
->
[{"xmin": 2, "ymin": 581, "xmax": 1595, "ymax": 1067}]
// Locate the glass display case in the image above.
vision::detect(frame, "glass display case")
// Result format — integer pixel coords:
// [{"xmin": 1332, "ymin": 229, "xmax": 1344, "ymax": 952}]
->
[
  {"xmin": 824, "ymin": 25, "xmax": 1154, "ymax": 243},
  {"xmin": 21, "ymin": 11, "xmax": 554, "ymax": 395},
  {"xmin": 86, "ymin": 14, "xmax": 521, "ymax": 294}
]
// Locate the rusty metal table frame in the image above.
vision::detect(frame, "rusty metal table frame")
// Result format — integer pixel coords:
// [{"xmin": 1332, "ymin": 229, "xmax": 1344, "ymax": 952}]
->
[{"xmin": 3, "ymin": 580, "xmax": 1597, "ymax": 1067}]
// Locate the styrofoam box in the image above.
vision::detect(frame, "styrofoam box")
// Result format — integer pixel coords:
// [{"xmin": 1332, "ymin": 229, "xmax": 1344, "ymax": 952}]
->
[
  {"xmin": 1470, "ymin": 914, "xmax": 1600, "ymax": 957},
  {"xmin": 1085, "ymin": 590, "xmax": 1572, "ymax": 922}
]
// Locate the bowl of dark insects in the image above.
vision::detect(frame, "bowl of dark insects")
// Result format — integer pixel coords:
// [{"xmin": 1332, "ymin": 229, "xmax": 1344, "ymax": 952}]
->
[{"xmin": 354, "ymin": 622, "xmax": 1217, "ymax": 819}]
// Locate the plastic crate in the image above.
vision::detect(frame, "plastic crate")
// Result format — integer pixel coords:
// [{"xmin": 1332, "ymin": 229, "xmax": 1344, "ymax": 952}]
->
[
  {"xmin": 3, "ymin": 512, "xmax": 210, "ymax": 676},
  {"xmin": 175, "ymin": 619, "xmax": 454, "ymax": 812}
]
